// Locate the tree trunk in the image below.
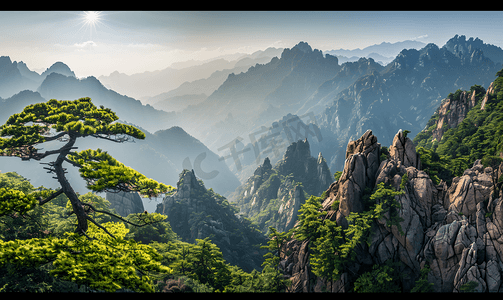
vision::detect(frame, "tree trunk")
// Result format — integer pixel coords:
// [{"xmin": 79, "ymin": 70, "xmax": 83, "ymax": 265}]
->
[{"xmin": 54, "ymin": 134, "xmax": 88, "ymax": 234}]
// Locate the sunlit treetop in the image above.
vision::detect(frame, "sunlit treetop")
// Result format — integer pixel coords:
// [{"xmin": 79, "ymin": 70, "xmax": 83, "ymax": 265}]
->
[{"xmin": 0, "ymin": 97, "xmax": 145, "ymax": 159}]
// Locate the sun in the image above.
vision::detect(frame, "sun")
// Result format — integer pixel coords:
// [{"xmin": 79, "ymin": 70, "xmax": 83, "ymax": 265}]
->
[
  {"xmin": 84, "ymin": 11, "xmax": 101, "ymax": 25},
  {"xmin": 78, "ymin": 11, "xmax": 103, "ymax": 40}
]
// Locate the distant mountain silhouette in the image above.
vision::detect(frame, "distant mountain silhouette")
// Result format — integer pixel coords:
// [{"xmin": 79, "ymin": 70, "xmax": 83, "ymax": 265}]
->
[
  {"xmin": 325, "ymin": 39, "xmax": 427, "ymax": 61},
  {"xmin": 37, "ymin": 72, "xmax": 177, "ymax": 133},
  {"xmin": 40, "ymin": 61, "xmax": 75, "ymax": 79},
  {"xmin": 98, "ymin": 47, "xmax": 283, "ymax": 101},
  {"xmin": 0, "ymin": 56, "xmax": 35, "ymax": 98}
]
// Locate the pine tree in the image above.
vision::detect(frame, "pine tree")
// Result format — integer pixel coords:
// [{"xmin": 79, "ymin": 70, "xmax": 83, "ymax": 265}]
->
[{"xmin": 0, "ymin": 97, "xmax": 173, "ymax": 236}]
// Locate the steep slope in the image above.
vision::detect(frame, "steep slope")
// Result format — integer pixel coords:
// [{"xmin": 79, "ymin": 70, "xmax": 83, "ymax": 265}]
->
[
  {"xmin": 295, "ymin": 57, "xmax": 385, "ymax": 116},
  {"xmin": 155, "ymin": 169, "xmax": 267, "ymax": 272},
  {"xmin": 229, "ymin": 138, "xmax": 332, "ymax": 234},
  {"xmin": 413, "ymin": 68, "xmax": 503, "ymax": 183}
]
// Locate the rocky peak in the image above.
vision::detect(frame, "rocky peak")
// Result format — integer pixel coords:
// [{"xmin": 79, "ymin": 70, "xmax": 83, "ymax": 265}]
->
[
  {"xmin": 41, "ymin": 61, "xmax": 76, "ymax": 78},
  {"xmin": 174, "ymin": 169, "xmax": 203, "ymax": 199},
  {"xmin": 232, "ymin": 139, "xmax": 332, "ymax": 235},
  {"xmin": 389, "ymin": 129, "xmax": 421, "ymax": 169},
  {"xmin": 254, "ymin": 157, "xmax": 272, "ymax": 177},
  {"xmin": 283, "ymin": 138, "xmax": 311, "ymax": 162},
  {"xmin": 280, "ymin": 123, "xmax": 503, "ymax": 292},
  {"xmin": 293, "ymin": 41, "xmax": 313, "ymax": 53},
  {"xmin": 155, "ymin": 169, "xmax": 267, "ymax": 272},
  {"xmin": 322, "ymin": 130, "xmax": 381, "ymax": 228}
]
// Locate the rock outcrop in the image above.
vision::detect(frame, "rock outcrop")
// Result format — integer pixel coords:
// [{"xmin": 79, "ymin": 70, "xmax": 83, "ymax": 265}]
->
[
  {"xmin": 280, "ymin": 129, "xmax": 503, "ymax": 292},
  {"xmin": 105, "ymin": 191, "xmax": 145, "ymax": 217},
  {"xmin": 155, "ymin": 169, "xmax": 267, "ymax": 272},
  {"xmin": 431, "ymin": 90, "xmax": 477, "ymax": 142},
  {"xmin": 230, "ymin": 139, "xmax": 332, "ymax": 234}
]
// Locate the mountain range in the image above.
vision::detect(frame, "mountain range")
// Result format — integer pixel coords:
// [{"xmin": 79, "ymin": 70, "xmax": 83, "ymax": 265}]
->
[
  {"xmin": 1, "ymin": 34, "xmax": 502, "ymax": 206},
  {"xmin": 168, "ymin": 35, "xmax": 502, "ymax": 180},
  {"xmin": 325, "ymin": 39, "xmax": 427, "ymax": 65},
  {"xmin": 98, "ymin": 47, "xmax": 283, "ymax": 101}
]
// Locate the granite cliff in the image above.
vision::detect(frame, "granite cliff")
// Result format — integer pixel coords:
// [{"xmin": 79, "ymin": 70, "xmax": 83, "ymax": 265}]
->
[{"xmin": 279, "ymin": 129, "xmax": 503, "ymax": 292}]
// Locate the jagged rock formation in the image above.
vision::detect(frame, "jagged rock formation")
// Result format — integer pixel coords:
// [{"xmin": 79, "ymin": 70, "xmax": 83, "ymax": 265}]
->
[
  {"xmin": 155, "ymin": 169, "xmax": 267, "ymax": 272},
  {"xmin": 280, "ymin": 129, "xmax": 503, "ymax": 292},
  {"xmin": 230, "ymin": 139, "xmax": 332, "ymax": 234},
  {"xmin": 430, "ymin": 90, "xmax": 477, "ymax": 142},
  {"xmin": 105, "ymin": 191, "xmax": 145, "ymax": 217}
]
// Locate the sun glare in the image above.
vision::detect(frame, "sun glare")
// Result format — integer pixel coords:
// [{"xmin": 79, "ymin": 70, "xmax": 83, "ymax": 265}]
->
[{"xmin": 84, "ymin": 11, "xmax": 101, "ymax": 25}]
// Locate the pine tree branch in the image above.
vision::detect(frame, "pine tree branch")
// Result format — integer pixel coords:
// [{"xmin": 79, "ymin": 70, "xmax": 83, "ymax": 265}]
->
[
  {"xmin": 81, "ymin": 202, "xmax": 164, "ymax": 228},
  {"xmin": 43, "ymin": 132, "xmax": 68, "ymax": 142},
  {"xmin": 85, "ymin": 216, "xmax": 116, "ymax": 239},
  {"xmin": 38, "ymin": 189, "xmax": 64, "ymax": 205}
]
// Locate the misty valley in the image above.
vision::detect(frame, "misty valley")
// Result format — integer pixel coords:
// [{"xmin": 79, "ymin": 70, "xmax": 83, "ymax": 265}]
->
[{"xmin": 1, "ymin": 34, "xmax": 503, "ymax": 292}]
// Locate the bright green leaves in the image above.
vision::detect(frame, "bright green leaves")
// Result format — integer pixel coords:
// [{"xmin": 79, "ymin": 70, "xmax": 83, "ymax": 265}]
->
[
  {"xmin": 0, "ymin": 222, "xmax": 173, "ymax": 292},
  {"xmin": 0, "ymin": 97, "xmax": 146, "ymax": 160},
  {"xmin": 0, "ymin": 188, "xmax": 37, "ymax": 216},
  {"xmin": 370, "ymin": 182, "xmax": 405, "ymax": 235},
  {"xmin": 294, "ymin": 195, "xmax": 326, "ymax": 241},
  {"xmin": 310, "ymin": 218, "xmax": 343, "ymax": 281},
  {"xmin": 0, "ymin": 237, "xmax": 67, "ymax": 268},
  {"xmin": 68, "ymin": 148, "xmax": 173, "ymax": 197}
]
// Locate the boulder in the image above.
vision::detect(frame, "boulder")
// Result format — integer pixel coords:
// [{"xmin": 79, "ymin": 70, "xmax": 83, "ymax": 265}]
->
[
  {"xmin": 445, "ymin": 160, "xmax": 493, "ymax": 217},
  {"xmin": 105, "ymin": 191, "xmax": 145, "ymax": 217}
]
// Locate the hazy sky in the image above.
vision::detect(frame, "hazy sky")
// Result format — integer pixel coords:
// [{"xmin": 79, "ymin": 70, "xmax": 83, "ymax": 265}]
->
[{"xmin": 1, "ymin": 11, "xmax": 502, "ymax": 78}]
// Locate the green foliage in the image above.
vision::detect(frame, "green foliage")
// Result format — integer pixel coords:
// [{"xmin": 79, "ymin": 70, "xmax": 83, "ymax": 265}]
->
[
  {"xmin": 304, "ymin": 181, "xmax": 406, "ymax": 282},
  {"xmin": 294, "ymin": 195, "xmax": 326, "ymax": 241},
  {"xmin": 0, "ymin": 187, "xmax": 37, "ymax": 216},
  {"xmin": 260, "ymin": 227, "xmax": 291, "ymax": 292},
  {"xmin": 481, "ymin": 155, "xmax": 503, "ymax": 169},
  {"xmin": 126, "ymin": 218, "xmax": 179, "ymax": 244},
  {"xmin": 459, "ymin": 280, "xmax": 479, "ymax": 292},
  {"xmin": 400, "ymin": 172, "xmax": 409, "ymax": 190},
  {"xmin": 414, "ymin": 69, "xmax": 503, "ymax": 183},
  {"xmin": 447, "ymin": 88, "xmax": 464, "ymax": 101},
  {"xmin": 411, "ymin": 264, "xmax": 434, "ymax": 292},
  {"xmin": 370, "ymin": 182, "xmax": 405, "ymax": 235},
  {"xmin": 310, "ymin": 218, "xmax": 343, "ymax": 281},
  {"xmin": 380, "ymin": 146, "xmax": 390, "ymax": 162},
  {"xmin": 416, "ymin": 146, "xmax": 451, "ymax": 184},
  {"xmin": 0, "ymin": 98, "xmax": 172, "ymax": 237},
  {"xmin": 353, "ymin": 261, "xmax": 401, "ymax": 293},
  {"xmin": 0, "ymin": 222, "xmax": 172, "ymax": 292},
  {"xmin": 0, "ymin": 263, "xmax": 80, "ymax": 292},
  {"xmin": 334, "ymin": 171, "xmax": 343, "ymax": 181}
]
